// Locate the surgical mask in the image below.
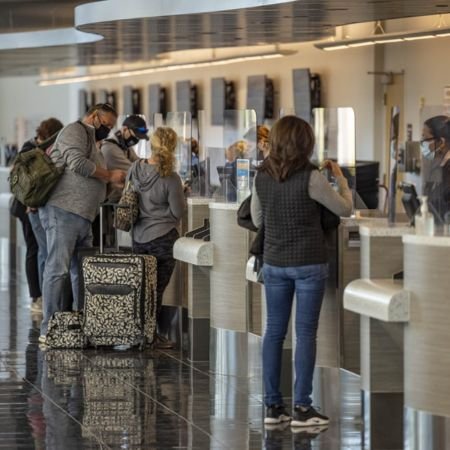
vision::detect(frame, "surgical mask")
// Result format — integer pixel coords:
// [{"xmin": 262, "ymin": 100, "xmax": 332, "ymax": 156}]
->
[
  {"xmin": 124, "ymin": 135, "xmax": 139, "ymax": 147},
  {"xmin": 420, "ymin": 141, "xmax": 434, "ymax": 161},
  {"xmin": 95, "ymin": 123, "xmax": 111, "ymax": 141}
]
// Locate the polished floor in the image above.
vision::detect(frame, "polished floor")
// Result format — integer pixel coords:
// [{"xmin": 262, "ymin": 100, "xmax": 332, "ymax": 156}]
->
[
  {"xmin": 0, "ymin": 275, "xmax": 363, "ymax": 449},
  {"xmin": 1, "ymin": 250, "xmax": 449, "ymax": 449}
]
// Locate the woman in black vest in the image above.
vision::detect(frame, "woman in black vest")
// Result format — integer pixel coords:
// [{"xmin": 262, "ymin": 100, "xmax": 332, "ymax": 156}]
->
[{"xmin": 251, "ymin": 116, "xmax": 353, "ymax": 428}]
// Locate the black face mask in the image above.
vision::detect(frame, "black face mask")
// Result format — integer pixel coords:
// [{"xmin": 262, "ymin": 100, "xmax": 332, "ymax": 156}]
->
[
  {"xmin": 124, "ymin": 135, "xmax": 139, "ymax": 147},
  {"xmin": 95, "ymin": 123, "xmax": 111, "ymax": 141}
]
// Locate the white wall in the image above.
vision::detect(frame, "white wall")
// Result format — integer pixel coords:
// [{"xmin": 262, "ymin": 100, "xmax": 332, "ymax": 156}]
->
[
  {"xmin": 0, "ymin": 43, "xmax": 376, "ymax": 160},
  {"xmin": 1, "ymin": 35, "xmax": 449, "ymax": 164},
  {"xmin": 384, "ymin": 37, "xmax": 450, "ymax": 141},
  {"xmin": 0, "ymin": 76, "xmax": 78, "ymax": 147}
]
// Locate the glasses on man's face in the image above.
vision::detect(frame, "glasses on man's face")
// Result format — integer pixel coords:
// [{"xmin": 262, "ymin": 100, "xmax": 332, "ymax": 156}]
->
[{"xmin": 420, "ymin": 137, "xmax": 434, "ymax": 145}]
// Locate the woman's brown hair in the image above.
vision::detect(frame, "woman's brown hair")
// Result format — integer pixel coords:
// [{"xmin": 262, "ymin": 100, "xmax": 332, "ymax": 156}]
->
[
  {"xmin": 151, "ymin": 127, "xmax": 178, "ymax": 177},
  {"xmin": 259, "ymin": 115, "xmax": 315, "ymax": 182},
  {"xmin": 36, "ymin": 117, "xmax": 63, "ymax": 141}
]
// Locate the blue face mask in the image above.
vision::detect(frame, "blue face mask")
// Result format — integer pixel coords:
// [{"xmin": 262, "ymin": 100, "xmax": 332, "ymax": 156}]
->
[{"xmin": 421, "ymin": 141, "xmax": 434, "ymax": 161}]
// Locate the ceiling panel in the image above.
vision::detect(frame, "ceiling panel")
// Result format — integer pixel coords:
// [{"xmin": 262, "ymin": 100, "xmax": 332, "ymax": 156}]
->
[{"xmin": 0, "ymin": 0, "xmax": 449, "ymax": 76}]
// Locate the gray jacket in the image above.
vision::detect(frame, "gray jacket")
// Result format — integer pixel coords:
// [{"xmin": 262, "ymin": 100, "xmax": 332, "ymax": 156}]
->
[
  {"xmin": 47, "ymin": 121, "xmax": 106, "ymax": 222},
  {"xmin": 129, "ymin": 160, "xmax": 186, "ymax": 244},
  {"xmin": 101, "ymin": 135, "xmax": 139, "ymax": 202}
]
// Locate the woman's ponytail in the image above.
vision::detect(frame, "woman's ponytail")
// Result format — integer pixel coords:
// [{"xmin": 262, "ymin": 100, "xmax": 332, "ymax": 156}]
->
[{"xmin": 150, "ymin": 127, "xmax": 178, "ymax": 177}]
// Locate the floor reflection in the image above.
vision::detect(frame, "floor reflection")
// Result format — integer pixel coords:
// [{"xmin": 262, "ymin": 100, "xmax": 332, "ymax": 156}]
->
[{"xmin": 2, "ymin": 267, "xmax": 450, "ymax": 449}]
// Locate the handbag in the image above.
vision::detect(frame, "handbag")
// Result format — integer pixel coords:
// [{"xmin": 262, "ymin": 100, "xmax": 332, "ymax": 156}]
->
[
  {"xmin": 250, "ymin": 226, "xmax": 265, "ymax": 283},
  {"xmin": 237, "ymin": 195, "xmax": 258, "ymax": 232},
  {"xmin": 46, "ymin": 311, "xmax": 87, "ymax": 349},
  {"xmin": 320, "ymin": 205, "xmax": 341, "ymax": 232},
  {"xmin": 116, "ymin": 179, "xmax": 139, "ymax": 232}
]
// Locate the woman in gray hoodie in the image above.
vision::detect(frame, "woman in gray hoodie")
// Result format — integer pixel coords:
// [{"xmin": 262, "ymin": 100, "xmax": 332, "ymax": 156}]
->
[{"xmin": 128, "ymin": 127, "xmax": 186, "ymax": 349}]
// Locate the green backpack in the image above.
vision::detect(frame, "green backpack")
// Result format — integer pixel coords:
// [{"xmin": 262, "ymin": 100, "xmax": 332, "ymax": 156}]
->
[{"xmin": 9, "ymin": 148, "xmax": 64, "ymax": 208}]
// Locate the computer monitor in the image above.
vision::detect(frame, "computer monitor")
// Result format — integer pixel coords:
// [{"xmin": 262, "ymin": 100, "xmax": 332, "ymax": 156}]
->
[{"xmin": 399, "ymin": 182, "xmax": 420, "ymax": 224}]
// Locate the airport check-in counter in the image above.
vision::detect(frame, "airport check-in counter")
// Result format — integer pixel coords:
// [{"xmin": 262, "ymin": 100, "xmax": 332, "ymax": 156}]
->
[
  {"xmin": 344, "ymin": 221, "xmax": 412, "ymax": 450},
  {"xmin": 173, "ymin": 198, "xmax": 213, "ymax": 362}
]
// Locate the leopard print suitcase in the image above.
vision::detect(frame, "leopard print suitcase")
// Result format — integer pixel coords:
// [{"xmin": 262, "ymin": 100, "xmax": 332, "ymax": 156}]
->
[{"xmin": 82, "ymin": 254, "xmax": 157, "ymax": 348}]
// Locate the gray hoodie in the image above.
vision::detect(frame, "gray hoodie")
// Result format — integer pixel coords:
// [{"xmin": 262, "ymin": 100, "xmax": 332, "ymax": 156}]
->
[{"xmin": 129, "ymin": 160, "xmax": 186, "ymax": 244}]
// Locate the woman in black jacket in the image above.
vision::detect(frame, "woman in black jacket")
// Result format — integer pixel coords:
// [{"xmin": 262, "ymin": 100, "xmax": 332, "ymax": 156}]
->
[{"xmin": 251, "ymin": 116, "xmax": 352, "ymax": 428}]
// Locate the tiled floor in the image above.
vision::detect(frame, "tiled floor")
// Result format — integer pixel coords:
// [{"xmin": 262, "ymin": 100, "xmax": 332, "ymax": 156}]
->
[
  {"xmin": 0, "ymin": 275, "xmax": 365, "ymax": 449},
  {"xmin": 4, "ymin": 249, "xmax": 450, "ymax": 450}
]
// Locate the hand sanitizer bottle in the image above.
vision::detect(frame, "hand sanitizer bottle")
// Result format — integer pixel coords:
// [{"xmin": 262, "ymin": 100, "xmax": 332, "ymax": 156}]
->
[{"xmin": 415, "ymin": 196, "xmax": 435, "ymax": 236}]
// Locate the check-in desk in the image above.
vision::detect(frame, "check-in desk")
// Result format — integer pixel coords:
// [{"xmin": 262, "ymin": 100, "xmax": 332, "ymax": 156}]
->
[
  {"xmin": 317, "ymin": 215, "xmax": 390, "ymax": 374},
  {"xmin": 403, "ymin": 234, "xmax": 450, "ymax": 418},
  {"xmin": 0, "ymin": 192, "xmax": 15, "ymax": 288},
  {"xmin": 344, "ymin": 222, "xmax": 413, "ymax": 449},
  {"xmin": 173, "ymin": 198, "xmax": 213, "ymax": 362},
  {"xmin": 208, "ymin": 202, "xmax": 258, "ymax": 377}
]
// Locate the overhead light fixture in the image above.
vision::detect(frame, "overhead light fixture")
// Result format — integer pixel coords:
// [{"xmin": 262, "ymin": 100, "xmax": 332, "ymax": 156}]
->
[
  {"xmin": 39, "ymin": 50, "xmax": 296, "ymax": 86},
  {"xmin": 315, "ymin": 25, "xmax": 450, "ymax": 51}
]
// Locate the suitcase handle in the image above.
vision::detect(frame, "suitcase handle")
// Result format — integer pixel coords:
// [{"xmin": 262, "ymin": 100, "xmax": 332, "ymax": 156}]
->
[{"xmin": 99, "ymin": 203, "xmax": 135, "ymax": 255}]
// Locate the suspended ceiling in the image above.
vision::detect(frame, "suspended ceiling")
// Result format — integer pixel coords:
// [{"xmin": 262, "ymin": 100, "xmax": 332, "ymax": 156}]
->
[{"xmin": 0, "ymin": 0, "xmax": 449, "ymax": 76}]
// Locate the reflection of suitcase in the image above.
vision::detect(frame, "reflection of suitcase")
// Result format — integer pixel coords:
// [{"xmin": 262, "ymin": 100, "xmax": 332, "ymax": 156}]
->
[
  {"xmin": 81, "ymin": 204, "xmax": 157, "ymax": 348},
  {"xmin": 82, "ymin": 354, "xmax": 153, "ymax": 447}
]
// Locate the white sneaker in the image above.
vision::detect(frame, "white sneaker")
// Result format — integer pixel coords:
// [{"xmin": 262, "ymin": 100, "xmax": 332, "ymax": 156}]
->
[
  {"xmin": 31, "ymin": 297, "xmax": 43, "ymax": 313},
  {"xmin": 38, "ymin": 335, "xmax": 47, "ymax": 345}
]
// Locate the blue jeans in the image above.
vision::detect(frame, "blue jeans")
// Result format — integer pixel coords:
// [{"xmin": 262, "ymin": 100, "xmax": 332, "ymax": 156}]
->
[
  {"xmin": 262, "ymin": 263, "xmax": 328, "ymax": 407},
  {"xmin": 39, "ymin": 205, "xmax": 93, "ymax": 334},
  {"xmin": 28, "ymin": 210, "xmax": 47, "ymax": 291}
]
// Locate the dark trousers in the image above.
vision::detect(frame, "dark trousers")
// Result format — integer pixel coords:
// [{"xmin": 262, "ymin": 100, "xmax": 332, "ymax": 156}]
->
[
  {"xmin": 134, "ymin": 228, "xmax": 179, "ymax": 322},
  {"xmin": 18, "ymin": 213, "xmax": 41, "ymax": 299}
]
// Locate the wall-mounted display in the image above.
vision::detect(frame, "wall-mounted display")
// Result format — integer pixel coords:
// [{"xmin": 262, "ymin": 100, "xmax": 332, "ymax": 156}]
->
[
  {"xmin": 176, "ymin": 80, "xmax": 198, "ymax": 119},
  {"xmin": 148, "ymin": 84, "xmax": 167, "ymax": 124},
  {"xmin": 293, "ymin": 68, "xmax": 321, "ymax": 123},
  {"xmin": 246, "ymin": 75, "xmax": 274, "ymax": 124},
  {"xmin": 211, "ymin": 78, "xmax": 236, "ymax": 126},
  {"xmin": 123, "ymin": 86, "xmax": 142, "ymax": 115},
  {"xmin": 98, "ymin": 89, "xmax": 117, "ymax": 110},
  {"xmin": 78, "ymin": 89, "xmax": 88, "ymax": 117}
]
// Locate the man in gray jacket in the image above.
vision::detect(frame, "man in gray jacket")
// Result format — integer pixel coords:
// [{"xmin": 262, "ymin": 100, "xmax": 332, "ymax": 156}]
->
[
  {"xmin": 101, "ymin": 114, "xmax": 149, "ymax": 202},
  {"xmin": 39, "ymin": 103, "xmax": 125, "ymax": 342}
]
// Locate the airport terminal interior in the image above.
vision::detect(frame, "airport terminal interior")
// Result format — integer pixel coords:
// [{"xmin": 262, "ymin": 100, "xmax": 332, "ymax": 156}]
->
[{"xmin": 1, "ymin": 1, "xmax": 450, "ymax": 449}]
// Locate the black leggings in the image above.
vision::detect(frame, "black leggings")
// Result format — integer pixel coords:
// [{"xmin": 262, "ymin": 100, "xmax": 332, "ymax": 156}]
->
[
  {"xmin": 133, "ymin": 228, "xmax": 179, "ymax": 321},
  {"xmin": 18, "ymin": 214, "xmax": 41, "ymax": 299}
]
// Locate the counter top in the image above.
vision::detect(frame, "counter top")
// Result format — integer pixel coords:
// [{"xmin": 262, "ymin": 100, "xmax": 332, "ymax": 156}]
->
[
  {"xmin": 403, "ymin": 234, "xmax": 450, "ymax": 247},
  {"xmin": 360, "ymin": 222, "xmax": 412, "ymax": 237},
  {"xmin": 187, "ymin": 197, "xmax": 214, "ymax": 206},
  {"xmin": 209, "ymin": 202, "xmax": 240, "ymax": 211}
]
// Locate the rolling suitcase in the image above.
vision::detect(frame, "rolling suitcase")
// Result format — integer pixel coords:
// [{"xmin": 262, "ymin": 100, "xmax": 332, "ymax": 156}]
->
[{"xmin": 81, "ymin": 204, "xmax": 157, "ymax": 348}]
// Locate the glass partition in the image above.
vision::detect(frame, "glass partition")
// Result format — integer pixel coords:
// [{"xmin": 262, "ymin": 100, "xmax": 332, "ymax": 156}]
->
[
  {"xmin": 418, "ymin": 108, "xmax": 450, "ymax": 229},
  {"xmin": 152, "ymin": 112, "xmax": 192, "ymax": 183},
  {"xmin": 313, "ymin": 107, "xmax": 356, "ymax": 208},
  {"xmin": 194, "ymin": 110, "xmax": 258, "ymax": 203}
]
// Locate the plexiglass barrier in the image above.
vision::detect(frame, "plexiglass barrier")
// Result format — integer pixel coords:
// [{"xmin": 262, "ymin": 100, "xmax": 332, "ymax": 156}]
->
[
  {"xmin": 193, "ymin": 110, "xmax": 258, "ymax": 203},
  {"xmin": 419, "ymin": 108, "xmax": 450, "ymax": 230},
  {"xmin": 313, "ymin": 107, "xmax": 356, "ymax": 209},
  {"xmin": 153, "ymin": 112, "xmax": 192, "ymax": 183}
]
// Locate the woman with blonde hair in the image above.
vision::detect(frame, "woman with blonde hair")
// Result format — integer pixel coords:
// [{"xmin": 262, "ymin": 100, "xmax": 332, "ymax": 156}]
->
[{"xmin": 128, "ymin": 126, "xmax": 186, "ymax": 348}]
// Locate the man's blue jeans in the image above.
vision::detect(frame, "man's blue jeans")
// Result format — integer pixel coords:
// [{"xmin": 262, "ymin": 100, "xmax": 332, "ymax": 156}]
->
[
  {"xmin": 28, "ymin": 210, "xmax": 47, "ymax": 291},
  {"xmin": 39, "ymin": 205, "xmax": 92, "ymax": 334},
  {"xmin": 262, "ymin": 263, "xmax": 328, "ymax": 407}
]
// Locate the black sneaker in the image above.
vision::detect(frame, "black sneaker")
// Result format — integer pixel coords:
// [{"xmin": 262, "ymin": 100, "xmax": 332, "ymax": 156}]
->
[
  {"xmin": 291, "ymin": 406, "xmax": 329, "ymax": 427},
  {"xmin": 264, "ymin": 405, "xmax": 292, "ymax": 425}
]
